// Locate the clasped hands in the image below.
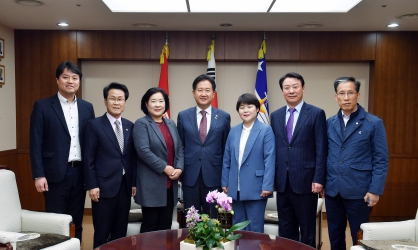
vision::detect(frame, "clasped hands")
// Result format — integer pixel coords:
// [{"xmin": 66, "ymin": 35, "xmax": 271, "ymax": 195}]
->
[{"xmin": 164, "ymin": 165, "xmax": 182, "ymax": 180}]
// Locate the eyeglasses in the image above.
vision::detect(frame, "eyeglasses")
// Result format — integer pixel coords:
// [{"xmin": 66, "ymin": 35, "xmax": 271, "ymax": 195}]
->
[
  {"xmin": 337, "ymin": 91, "xmax": 357, "ymax": 98},
  {"xmin": 107, "ymin": 98, "xmax": 125, "ymax": 104}
]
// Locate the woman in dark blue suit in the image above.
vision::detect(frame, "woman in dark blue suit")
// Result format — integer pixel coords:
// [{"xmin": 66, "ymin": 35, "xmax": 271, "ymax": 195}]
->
[
  {"xmin": 221, "ymin": 93, "xmax": 275, "ymax": 233},
  {"xmin": 132, "ymin": 87, "xmax": 184, "ymax": 233}
]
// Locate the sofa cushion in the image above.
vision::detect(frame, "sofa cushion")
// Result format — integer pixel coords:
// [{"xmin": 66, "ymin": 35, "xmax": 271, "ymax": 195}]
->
[
  {"xmin": 128, "ymin": 209, "xmax": 143, "ymax": 222},
  {"xmin": 265, "ymin": 210, "xmax": 278, "ymax": 224},
  {"xmin": 17, "ymin": 232, "xmax": 70, "ymax": 250}
]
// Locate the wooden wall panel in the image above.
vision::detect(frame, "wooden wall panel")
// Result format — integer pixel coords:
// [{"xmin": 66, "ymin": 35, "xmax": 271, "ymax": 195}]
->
[
  {"xmin": 224, "ymin": 32, "xmax": 300, "ymax": 61},
  {"xmin": 77, "ymin": 31, "xmax": 151, "ymax": 60},
  {"xmin": 151, "ymin": 31, "xmax": 225, "ymax": 61},
  {"xmin": 224, "ymin": 31, "xmax": 265, "ymax": 61},
  {"xmin": 372, "ymin": 32, "xmax": 418, "ymax": 156},
  {"xmin": 0, "ymin": 150, "xmax": 17, "ymax": 170},
  {"xmin": 371, "ymin": 157, "xmax": 418, "ymax": 220},
  {"xmin": 300, "ymin": 32, "xmax": 376, "ymax": 61}
]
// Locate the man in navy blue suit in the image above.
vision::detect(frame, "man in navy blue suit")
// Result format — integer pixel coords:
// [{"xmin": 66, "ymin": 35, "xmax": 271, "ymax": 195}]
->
[
  {"xmin": 30, "ymin": 61, "xmax": 95, "ymax": 242},
  {"xmin": 177, "ymin": 74, "xmax": 231, "ymax": 217},
  {"xmin": 270, "ymin": 72, "xmax": 327, "ymax": 248},
  {"xmin": 83, "ymin": 82, "xmax": 136, "ymax": 248}
]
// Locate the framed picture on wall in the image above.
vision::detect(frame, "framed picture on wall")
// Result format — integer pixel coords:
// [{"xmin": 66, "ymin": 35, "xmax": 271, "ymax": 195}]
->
[
  {"xmin": 0, "ymin": 38, "xmax": 4, "ymax": 58},
  {"xmin": 0, "ymin": 65, "xmax": 5, "ymax": 85}
]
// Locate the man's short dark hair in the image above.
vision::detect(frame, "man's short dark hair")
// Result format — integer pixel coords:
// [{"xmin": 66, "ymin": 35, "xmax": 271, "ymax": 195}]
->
[
  {"xmin": 333, "ymin": 77, "xmax": 361, "ymax": 93},
  {"xmin": 55, "ymin": 61, "xmax": 82, "ymax": 79},
  {"xmin": 103, "ymin": 82, "xmax": 129, "ymax": 100},
  {"xmin": 141, "ymin": 87, "xmax": 170, "ymax": 115},
  {"xmin": 279, "ymin": 72, "xmax": 305, "ymax": 90},
  {"xmin": 192, "ymin": 74, "xmax": 216, "ymax": 91},
  {"xmin": 236, "ymin": 93, "xmax": 260, "ymax": 112}
]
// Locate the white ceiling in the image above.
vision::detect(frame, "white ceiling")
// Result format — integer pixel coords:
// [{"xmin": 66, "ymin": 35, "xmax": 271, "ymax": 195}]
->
[{"xmin": 0, "ymin": 0, "xmax": 417, "ymax": 31}]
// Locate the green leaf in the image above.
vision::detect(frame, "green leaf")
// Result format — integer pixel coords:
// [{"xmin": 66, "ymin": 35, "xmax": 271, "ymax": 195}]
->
[
  {"xmin": 225, "ymin": 220, "xmax": 250, "ymax": 236},
  {"xmin": 226, "ymin": 234, "xmax": 242, "ymax": 241}
]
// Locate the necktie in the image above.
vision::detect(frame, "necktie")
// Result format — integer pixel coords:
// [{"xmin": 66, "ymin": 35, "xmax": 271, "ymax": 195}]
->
[
  {"xmin": 115, "ymin": 120, "xmax": 124, "ymax": 153},
  {"xmin": 286, "ymin": 108, "xmax": 295, "ymax": 143},
  {"xmin": 199, "ymin": 110, "xmax": 207, "ymax": 142}
]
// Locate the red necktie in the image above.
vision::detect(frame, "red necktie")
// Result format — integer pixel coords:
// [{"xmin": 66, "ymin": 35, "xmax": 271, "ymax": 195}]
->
[{"xmin": 199, "ymin": 110, "xmax": 207, "ymax": 142}]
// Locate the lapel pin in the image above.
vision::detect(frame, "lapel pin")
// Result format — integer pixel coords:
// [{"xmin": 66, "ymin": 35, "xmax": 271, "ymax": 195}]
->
[
  {"xmin": 215, "ymin": 115, "xmax": 218, "ymax": 119},
  {"xmin": 356, "ymin": 122, "xmax": 359, "ymax": 125},
  {"xmin": 126, "ymin": 129, "xmax": 128, "ymax": 131},
  {"xmin": 359, "ymin": 131, "xmax": 362, "ymax": 134}
]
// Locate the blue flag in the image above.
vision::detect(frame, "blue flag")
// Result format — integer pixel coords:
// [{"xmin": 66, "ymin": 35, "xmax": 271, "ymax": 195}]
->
[{"xmin": 255, "ymin": 39, "xmax": 269, "ymax": 124}]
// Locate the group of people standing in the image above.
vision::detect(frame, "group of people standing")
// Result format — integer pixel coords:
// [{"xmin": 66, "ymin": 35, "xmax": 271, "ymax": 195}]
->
[{"xmin": 30, "ymin": 61, "xmax": 388, "ymax": 250}]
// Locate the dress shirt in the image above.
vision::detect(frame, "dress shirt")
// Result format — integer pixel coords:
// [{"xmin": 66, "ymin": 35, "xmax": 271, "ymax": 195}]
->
[
  {"xmin": 106, "ymin": 112, "xmax": 123, "ymax": 133},
  {"xmin": 58, "ymin": 92, "xmax": 81, "ymax": 162},
  {"xmin": 237, "ymin": 122, "xmax": 253, "ymax": 191},
  {"xmin": 341, "ymin": 111, "xmax": 350, "ymax": 126},
  {"xmin": 286, "ymin": 100, "xmax": 304, "ymax": 134},
  {"xmin": 196, "ymin": 106, "xmax": 211, "ymax": 134}
]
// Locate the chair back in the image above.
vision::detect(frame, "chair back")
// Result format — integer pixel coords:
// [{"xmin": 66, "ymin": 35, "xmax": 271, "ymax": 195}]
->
[
  {"xmin": 415, "ymin": 209, "xmax": 418, "ymax": 242},
  {"xmin": 0, "ymin": 169, "xmax": 23, "ymax": 232}
]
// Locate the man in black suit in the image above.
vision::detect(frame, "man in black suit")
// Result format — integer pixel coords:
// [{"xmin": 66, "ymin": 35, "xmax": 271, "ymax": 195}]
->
[
  {"xmin": 83, "ymin": 82, "xmax": 136, "ymax": 248},
  {"xmin": 270, "ymin": 72, "xmax": 327, "ymax": 248},
  {"xmin": 30, "ymin": 61, "xmax": 95, "ymax": 242}
]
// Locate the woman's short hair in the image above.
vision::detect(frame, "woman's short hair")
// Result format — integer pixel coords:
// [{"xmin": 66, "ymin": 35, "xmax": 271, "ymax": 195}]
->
[
  {"xmin": 236, "ymin": 93, "xmax": 260, "ymax": 112},
  {"xmin": 140, "ymin": 87, "xmax": 170, "ymax": 115}
]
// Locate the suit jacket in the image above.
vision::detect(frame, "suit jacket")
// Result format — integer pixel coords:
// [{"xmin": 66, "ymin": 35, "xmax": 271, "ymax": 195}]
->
[
  {"xmin": 326, "ymin": 105, "xmax": 389, "ymax": 199},
  {"xmin": 30, "ymin": 94, "xmax": 95, "ymax": 183},
  {"xmin": 270, "ymin": 102, "xmax": 327, "ymax": 194},
  {"xmin": 132, "ymin": 115, "xmax": 184, "ymax": 207},
  {"xmin": 82, "ymin": 114, "xmax": 136, "ymax": 198},
  {"xmin": 221, "ymin": 120, "xmax": 275, "ymax": 201},
  {"xmin": 177, "ymin": 107, "xmax": 231, "ymax": 187}
]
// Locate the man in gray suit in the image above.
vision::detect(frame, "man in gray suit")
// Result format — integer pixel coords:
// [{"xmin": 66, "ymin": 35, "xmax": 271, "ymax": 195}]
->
[{"xmin": 177, "ymin": 74, "xmax": 231, "ymax": 217}]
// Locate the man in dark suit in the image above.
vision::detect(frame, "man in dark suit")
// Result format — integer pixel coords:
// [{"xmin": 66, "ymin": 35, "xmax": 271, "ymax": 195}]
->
[
  {"xmin": 177, "ymin": 74, "xmax": 231, "ymax": 217},
  {"xmin": 83, "ymin": 82, "xmax": 136, "ymax": 248},
  {"xmin": 30, "ymin": 61, "xmax": 95, "ymax": 242},
  {"xmin": 270, "ymin": 72, "xmax": 327, "ymax": 248}
]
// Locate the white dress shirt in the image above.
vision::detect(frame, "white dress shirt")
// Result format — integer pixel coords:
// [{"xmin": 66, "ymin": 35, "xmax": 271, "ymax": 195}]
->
[
  {"xmin": 58, "ymin": 92, "xmax": 81, "ymax": 162},
  {"xmin": 286, "ymin": 100, "xmax": 304, "ymax": 134},
  {"xmin": 237, "ymin": 122, "xmax": 253, "ymax": 191}
]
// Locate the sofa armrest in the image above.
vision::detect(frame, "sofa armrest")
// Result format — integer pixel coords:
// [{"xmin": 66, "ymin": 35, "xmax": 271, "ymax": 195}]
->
[
  {"xmin": 21, "ymin": 210, "xmax": 72, "ymax": 236},
  {"xmin": 360, "ymin": 219, "xmax": 416, "ymax": 241},
  {"xmin": 0, "ymin": 231, "xmax": 17, "ymax": 250}
]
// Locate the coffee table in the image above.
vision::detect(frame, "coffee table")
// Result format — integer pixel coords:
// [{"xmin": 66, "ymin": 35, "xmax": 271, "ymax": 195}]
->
[{"xmin": 97, "ymin": 229, "xmax": 315, "ymax": 249}]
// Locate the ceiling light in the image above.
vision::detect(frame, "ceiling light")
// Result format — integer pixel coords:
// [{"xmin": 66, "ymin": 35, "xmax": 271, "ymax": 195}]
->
[
  {"xmin": 396, "ymin": 13, "xmax": 418, "ymax": 20},
  {"xmin": 14, "ymin": 0, "xmax": 44, "ymax": 6},
  {"xmin": 189, "ymin": 0, "xmax": 272, "ymax": 12},
  {"xmin": 102, "ymin": 0, "xmax": 187, "ymax": 12},
  {"xmin": 297, "ymin": 22, "xmax": 324, "ymax": 28},
  {"xmin": 57, "ymin": 23, "xmax": 69, "ymax": 27},
  {"xmin": 270, "ymin": 0, "xmax": 361, "ymax": 12},
  {"xmin": 132, "ymin": 23, "xmax": 157, "ymax": 28},
  {"xmin": 387, "ymin": 23, "xmax": 399, "ymax": 28}
]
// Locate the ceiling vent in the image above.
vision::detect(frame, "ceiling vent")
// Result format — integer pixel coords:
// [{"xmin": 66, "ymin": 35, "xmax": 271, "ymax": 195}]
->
[
  {"xmin": 297, "ymin": 22, "xmax": 323, "ymax": 28},
  {"xmin": 396, "ymin": 13, "xmax": 418, "ymax": 20},
  {"xmin": 14, "ymin": 0, "xmax": 44, "ymax": 6}
]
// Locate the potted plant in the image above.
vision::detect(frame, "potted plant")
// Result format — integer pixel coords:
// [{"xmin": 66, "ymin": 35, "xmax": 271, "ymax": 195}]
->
[{"xmin": 180, "ymin": 190, "xmax": 250, "ymax": 250}]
